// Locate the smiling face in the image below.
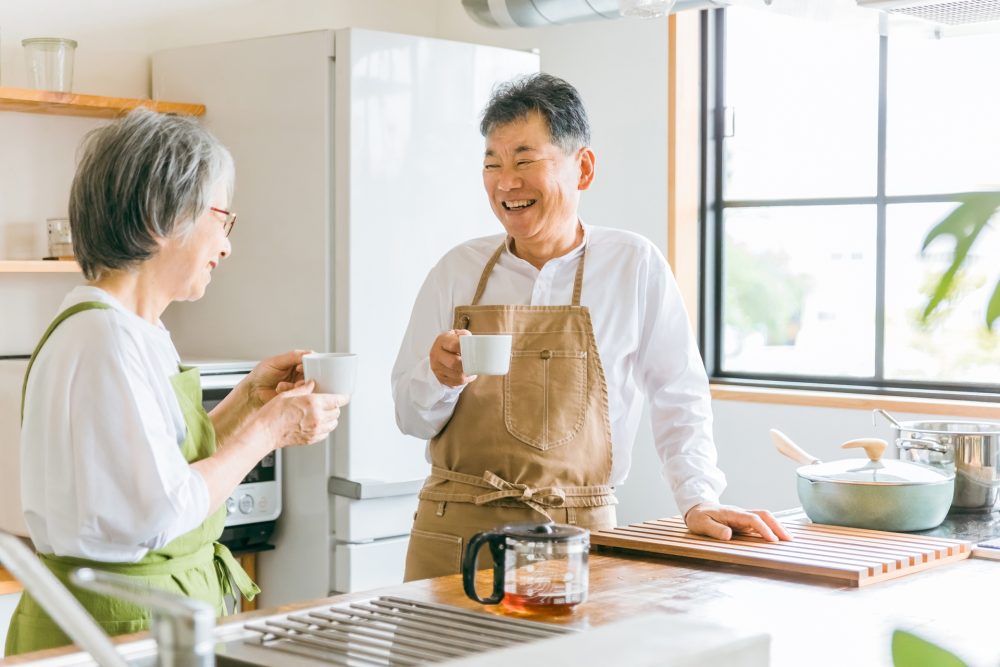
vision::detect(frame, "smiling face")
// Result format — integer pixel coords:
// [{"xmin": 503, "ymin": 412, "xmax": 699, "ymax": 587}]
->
[
  {"xmin": 483, "ymin": 111, "xmax": 595, "ymax": 252},
  {"xmin": 153, "ymin": 179, "xmax": 233, "ymax": 303}
]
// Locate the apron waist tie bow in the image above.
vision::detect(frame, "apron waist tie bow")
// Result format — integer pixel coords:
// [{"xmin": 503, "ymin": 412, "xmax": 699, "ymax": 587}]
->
[
  {"xmin": 475, "ymin": 471, "xmax": 568, "ymax": 520},
  {"xmin": 39, "ymin": 542, "xmax": 259, "ymax": 610},
  {"xmin": 421, "ymin": 467, "xmax": 617, "ymax": 519}
]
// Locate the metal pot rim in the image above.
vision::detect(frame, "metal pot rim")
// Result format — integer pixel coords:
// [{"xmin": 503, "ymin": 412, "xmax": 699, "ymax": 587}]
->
[{"xmin": 893, "ymin": 420, "xmax": 1000, "ymax": 435}]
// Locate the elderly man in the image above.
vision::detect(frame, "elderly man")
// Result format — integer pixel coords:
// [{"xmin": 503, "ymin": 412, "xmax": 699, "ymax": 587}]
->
[{"xmin": 392, "ymin": 73, "xmax": 790, "ymax": 581}]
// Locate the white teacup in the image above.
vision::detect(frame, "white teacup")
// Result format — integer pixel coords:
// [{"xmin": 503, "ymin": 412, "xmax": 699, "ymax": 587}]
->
[
  {"xmin": 459, "ymin": 334, "xmax": 512, "ymax": 376},
  {"xmin": 302, "ymin": 352, "xmax": 358, "ymax": 395}
]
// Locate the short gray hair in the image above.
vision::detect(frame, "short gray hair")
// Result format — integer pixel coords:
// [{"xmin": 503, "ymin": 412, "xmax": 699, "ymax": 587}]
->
[
  {"xmin": 69, "ymin": 108, "xmax": 234, "ymax": 280},
  {"xmin": 480, "ymin": 73, "xmax": 591, "ymax": 153}
]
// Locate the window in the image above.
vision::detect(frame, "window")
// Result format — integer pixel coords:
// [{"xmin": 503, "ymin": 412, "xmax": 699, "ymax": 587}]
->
[{"xmin": 702, "ymin": 7, "xmax": 1000, "ymax": 398}]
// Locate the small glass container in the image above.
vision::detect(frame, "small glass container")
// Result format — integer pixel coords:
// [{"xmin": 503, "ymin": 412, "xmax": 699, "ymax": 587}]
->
[
  {"xmin": 46, "ymin": 218, "xmax": 73, "ymax": 259},
  {"xmin": 22, "ymin": 38, "xmax": 77, "ymax": 92}
]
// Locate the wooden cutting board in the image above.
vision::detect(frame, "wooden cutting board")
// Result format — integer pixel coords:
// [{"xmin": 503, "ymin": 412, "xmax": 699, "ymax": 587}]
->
[{"xmin": 589, "ymin": 516, "xmax": 972, "ymax": 587}]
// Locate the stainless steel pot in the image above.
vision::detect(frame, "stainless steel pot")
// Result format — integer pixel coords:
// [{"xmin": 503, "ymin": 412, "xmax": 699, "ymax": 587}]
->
[
  {"xmin": 874, "ymin": 409, "xmax": 1000, "ymax": 512},
  {"xmin": 771, "ymin": 429, "xmax": 955, "ymax": 532}
]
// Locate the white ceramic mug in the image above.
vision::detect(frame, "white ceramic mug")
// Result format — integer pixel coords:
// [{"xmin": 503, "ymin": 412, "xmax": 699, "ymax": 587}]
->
[
  {"xmin": 459, "ymin": 334, "xmax": 512, "ymax": 376},
  {"xmin": 302, "ymin": 352, "xmax": 358, "ymax": 395}
]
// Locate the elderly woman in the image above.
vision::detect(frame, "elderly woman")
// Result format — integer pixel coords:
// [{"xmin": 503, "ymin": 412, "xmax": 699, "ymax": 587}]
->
[{"xmin": 5, "ymin": 109, "xmax": 346, "ymax": 656}]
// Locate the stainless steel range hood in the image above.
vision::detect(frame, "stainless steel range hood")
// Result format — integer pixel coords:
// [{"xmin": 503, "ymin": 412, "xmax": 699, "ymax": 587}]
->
[
  {"xmin": 461, "ymin": 0, "xmax": 730, "ymax": 28},
  {"xmin": 857, "ymin": 0, "xmax": 1000, "ymax": 26}
]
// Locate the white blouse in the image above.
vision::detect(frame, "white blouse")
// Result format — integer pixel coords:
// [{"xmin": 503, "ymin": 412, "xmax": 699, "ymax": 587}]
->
[
  {"xmin": 391, "ymin": 224, "xmax": 727, "ymax": 516},
  {"xmin": 20, "ymin": 286, "xmax": 209, "ymax": 562}
]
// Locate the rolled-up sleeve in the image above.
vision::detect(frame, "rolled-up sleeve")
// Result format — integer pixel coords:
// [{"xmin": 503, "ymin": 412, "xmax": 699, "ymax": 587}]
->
[
  {"xmin": 391, "ymin": 261, "xmax": 465, "ymax": 440},
  {"xmin": 631, "ymin": 246, "xmax": 726, "ymax": 516},
  {"xmin": 22, "ymin": 313, "xmax": 209, "ymax": 562},
  {"xmin": 73, "ymin": 344, "xmax": 209, "ymax": 559}
]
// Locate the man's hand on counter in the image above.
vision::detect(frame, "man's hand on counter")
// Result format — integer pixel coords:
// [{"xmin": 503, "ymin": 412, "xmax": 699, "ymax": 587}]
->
[{"xmin": 684, "ymin": 503, "xmax": 793, "ymax": 543}]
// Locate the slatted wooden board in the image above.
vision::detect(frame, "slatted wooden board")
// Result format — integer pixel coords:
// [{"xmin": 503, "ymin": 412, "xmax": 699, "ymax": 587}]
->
[{"xmin": 590, "ymin": 516, "xmax": 972, "ymax": 587}]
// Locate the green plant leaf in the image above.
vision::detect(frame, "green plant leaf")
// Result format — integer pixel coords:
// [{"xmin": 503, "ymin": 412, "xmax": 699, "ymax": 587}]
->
[
  {"xmin": 920, "ymin": 193, "xmax": 1000, "ymax": 323},
  {"xmin": 987, "ymin": 279, "xmax": 1000, "ymax": 331},
  {"xmin": 891, "ymin": 629, "xmax": 968, "ymax": 667}
]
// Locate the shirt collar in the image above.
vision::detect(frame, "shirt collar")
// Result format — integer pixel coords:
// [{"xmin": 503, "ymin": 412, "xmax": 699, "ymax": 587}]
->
[{"xmin": 504, "ymin": 221, "xmax": 589, "ymax": 265}]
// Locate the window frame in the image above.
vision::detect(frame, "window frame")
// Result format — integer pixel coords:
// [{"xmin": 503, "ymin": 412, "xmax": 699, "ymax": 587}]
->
[{"xmin": 699, "ymin": 8, "xmax": 1000, "ymax": 403}]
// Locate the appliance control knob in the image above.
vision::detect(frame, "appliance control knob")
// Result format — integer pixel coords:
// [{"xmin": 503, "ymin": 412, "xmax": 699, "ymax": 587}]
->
[
  {"xmin": 238, "ymin": 494, "xmax": 254, "ymax": 514},
  {"xmin": 225, "ymin": 497, "xmax": 237, "ymax": 515}
]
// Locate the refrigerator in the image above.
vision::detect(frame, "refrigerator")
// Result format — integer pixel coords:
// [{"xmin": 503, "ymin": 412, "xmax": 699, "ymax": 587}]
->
[{"xmin": 152, "ymin": 29, "xmax": 539, "ymax": 605}]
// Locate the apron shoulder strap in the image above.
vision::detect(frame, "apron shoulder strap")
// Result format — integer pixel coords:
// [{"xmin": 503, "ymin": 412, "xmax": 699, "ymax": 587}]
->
[
  {"xmin": 571, "ymin": 246, "xmax": 586, "ymax": 307},
  {"xmin": 21, "ymin": 301, "xmax": 113, "ymax": 421},
  {"xmin": 471, "ymin": 242, "xmax": 507, "ymax": 307}
]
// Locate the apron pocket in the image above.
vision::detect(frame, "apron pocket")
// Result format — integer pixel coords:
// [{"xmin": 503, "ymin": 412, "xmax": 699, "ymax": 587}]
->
[
  {"xmin": 504, "ymin": 349, "xmax": 588, "ymax": 450},
  {"xmin": 406, "ymin": 529, "xmax": 463, "ymax": 580}
]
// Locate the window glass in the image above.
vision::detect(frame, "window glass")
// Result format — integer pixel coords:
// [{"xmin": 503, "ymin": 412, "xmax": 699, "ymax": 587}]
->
[
  {"xmin": 722, "ymin": 205, "xmax": 876, "ymax": 377},
  {"xmin": 724, "ymin": 7, "xmax": 879, "ymax": 199},
  {"xmin": 885, "ymin": 203, "xmax": 1000, "ymax": 384},
  {"xmin": 886, "ymin": 32, "xmax": 1000, "ymax": 195}
]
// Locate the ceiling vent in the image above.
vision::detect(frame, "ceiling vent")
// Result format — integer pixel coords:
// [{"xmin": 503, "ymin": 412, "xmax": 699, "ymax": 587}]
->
[{"xmin": 856, "ymin": 0, "xmax": 1000, "ymax": 25}]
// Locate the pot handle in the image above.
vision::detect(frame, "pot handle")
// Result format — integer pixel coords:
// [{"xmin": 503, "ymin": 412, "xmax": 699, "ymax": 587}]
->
[
  {"xmin": 841, "ymin": 438, "xmax": 888, "ymax": 463},
  {"xmin": 872, "ymin": 408, "xmax": 902, "ymax": 429},
  {"xmin": 770, "ymin": 429, "xmax": 821, "ymax": 465},
  {"xmin": 898, "ymin": 438, "xmax": 949, "ymax": 455}
]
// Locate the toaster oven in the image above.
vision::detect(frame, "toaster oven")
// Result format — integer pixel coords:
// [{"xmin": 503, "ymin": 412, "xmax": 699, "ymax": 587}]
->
[{"xmin": 189, "ymin": 359, "xmax": 281, "ymax": 550}]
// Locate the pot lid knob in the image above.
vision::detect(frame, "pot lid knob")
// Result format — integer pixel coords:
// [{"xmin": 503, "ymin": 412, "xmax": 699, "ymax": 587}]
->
[{"xmin": 841, "ymin": 437, "xmax": 888, "ymax": 463}]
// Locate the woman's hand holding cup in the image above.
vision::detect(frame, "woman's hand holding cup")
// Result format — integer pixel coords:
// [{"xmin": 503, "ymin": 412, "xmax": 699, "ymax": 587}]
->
[{"xmin": 258, "ymin": 380, "xmax": 348, "ymax": 448}]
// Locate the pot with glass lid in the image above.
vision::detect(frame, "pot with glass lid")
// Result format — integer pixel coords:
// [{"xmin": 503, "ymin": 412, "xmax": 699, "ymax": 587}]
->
[{"xmin": 771, "ymin": 429, "xmax": 955, "ymax": 532}]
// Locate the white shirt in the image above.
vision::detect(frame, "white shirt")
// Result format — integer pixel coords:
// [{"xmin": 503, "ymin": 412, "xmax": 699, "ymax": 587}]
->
[
  {"xmin": 391, "ymin": 224, "xmax": 726, "ymax": 515},
  {"xmin": 20, "ymin": 286, "xmax": 210, "ymax": 562}
]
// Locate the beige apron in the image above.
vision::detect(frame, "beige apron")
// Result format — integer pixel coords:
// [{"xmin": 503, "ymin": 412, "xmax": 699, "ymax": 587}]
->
[{"xmin": 404, "ymin": 241, "xmax": 618, "ymax": 581}]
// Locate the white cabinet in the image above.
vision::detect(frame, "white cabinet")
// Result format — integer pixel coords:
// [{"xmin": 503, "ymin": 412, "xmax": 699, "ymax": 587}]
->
[{"xmin": 331, "ymin": 536, "xmax": 410, "ymax": 594}]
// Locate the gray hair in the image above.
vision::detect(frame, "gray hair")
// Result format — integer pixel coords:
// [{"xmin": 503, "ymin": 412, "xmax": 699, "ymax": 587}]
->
[
  {"xmin": 69, "ymin": 108, "xmax": 234, "ymax": 280},
  {"xmin": 479, "ymin": 73, "xmax": 591, "ymax": 153}
]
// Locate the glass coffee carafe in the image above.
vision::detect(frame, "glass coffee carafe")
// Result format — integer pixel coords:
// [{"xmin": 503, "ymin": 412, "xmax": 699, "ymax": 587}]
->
[{"xmin": 462, "ymin": 523, "xmax": 589, "ymax": 615}]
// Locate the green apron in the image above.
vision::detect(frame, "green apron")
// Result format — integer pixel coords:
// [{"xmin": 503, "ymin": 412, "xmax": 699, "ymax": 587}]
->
[{"xmin": 5, "ymin": 301, "xmax": 260, "ymax": 657}]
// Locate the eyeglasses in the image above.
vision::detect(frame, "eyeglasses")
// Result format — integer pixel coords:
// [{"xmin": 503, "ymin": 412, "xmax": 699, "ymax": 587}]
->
[{"xmin": 210, "ymin": 207, "xmax": 237, "ymax": 237}]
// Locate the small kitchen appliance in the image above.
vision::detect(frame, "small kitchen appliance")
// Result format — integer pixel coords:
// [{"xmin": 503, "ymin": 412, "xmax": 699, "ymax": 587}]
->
[
  {"xmin": 462, "ymin": 523, "xmax": 589, "ymax": 614},
  {"xmin": 187, "ymin": 359, "xmax": 281, "ymax": 550}
]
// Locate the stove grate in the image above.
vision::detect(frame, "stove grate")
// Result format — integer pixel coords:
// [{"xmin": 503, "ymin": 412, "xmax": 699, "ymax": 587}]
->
[{"xmin": 243, "ymin": 595, "xmax": 573, "ymax": 665}]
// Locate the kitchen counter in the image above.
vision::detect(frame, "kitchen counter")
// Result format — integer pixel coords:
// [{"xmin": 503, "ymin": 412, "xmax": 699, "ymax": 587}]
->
[
  {"xmin": 3, "ymin": 544, "xmax": 996, "ymax": 667},
  {"xmin": 0, "ymin": 567, "xmax": 21, "ymax": 596}
]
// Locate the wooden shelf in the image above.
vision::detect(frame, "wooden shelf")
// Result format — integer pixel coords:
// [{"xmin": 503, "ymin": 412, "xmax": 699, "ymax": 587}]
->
[
  {"xmin": 0, "ymin": 260, "xmax": 80, "ymax": 273},
  {"xmin": 0, "ymin": 86, "xmax": 205, "ymax": 119}
]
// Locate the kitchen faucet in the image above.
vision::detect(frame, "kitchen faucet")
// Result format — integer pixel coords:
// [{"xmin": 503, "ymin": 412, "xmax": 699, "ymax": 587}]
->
[{"xmin": 0, "ymin": 529, "xmax": 215, "ymax": 667}]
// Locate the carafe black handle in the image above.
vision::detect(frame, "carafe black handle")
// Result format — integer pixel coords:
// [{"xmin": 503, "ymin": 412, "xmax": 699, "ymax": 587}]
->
[{"xmin": 462, "ymin": 531, "xmax": 506, "ymax": 604}]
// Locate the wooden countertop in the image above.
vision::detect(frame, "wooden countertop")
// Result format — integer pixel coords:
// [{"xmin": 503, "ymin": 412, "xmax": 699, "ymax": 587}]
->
[
  {"xmin": 4, "ymin": 549, "xmax": 996, "ymax": 666},
  {"xmin": 0, "ymin": 567, "xmax": 22, "ymax": 596}
]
